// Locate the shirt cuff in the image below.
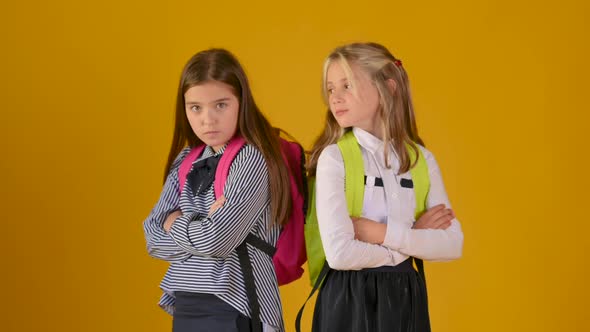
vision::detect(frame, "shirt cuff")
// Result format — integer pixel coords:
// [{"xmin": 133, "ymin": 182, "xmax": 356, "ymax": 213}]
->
[{"xmin": 383, "ymin": 221, "xmax": 409, "ymax": 250}]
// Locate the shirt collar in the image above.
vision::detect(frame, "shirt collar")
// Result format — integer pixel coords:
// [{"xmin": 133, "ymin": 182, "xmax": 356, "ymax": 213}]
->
[
  {"xmin": 352, "ymin": 127, "xmax": 401, "ymax": 171},
  {"xmin": 352, "ymin": 127, "xmax": 385, "ymax": 154},
  {"xmin": 199, "ymin": 143, "xmax": 228, "ymax": 160}
]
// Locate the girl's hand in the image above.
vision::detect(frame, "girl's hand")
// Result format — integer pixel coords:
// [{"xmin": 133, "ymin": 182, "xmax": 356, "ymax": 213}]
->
[
  {"xmin": 208, "ymin": 195, "xmax": 226, "ymax": 216},
  {"xmin": 413, "ymin": 204, "xmax": 454, "ymax": 230},
  {"xmin": 351, "ymin": 216, "xmax": 386, "ymax": 244},
  {"xmin": 164, "ymin": 210, "xmax": 182, "ymax": 232}
]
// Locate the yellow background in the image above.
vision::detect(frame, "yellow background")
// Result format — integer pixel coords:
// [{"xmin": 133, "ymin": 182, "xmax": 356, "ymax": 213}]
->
[{"xmin": 1, "ymin": 0, "xmax": 588, "ymax": 331}]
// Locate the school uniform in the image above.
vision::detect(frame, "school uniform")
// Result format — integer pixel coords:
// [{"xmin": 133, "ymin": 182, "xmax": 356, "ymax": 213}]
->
[
  {"xmin": 143, "ymin": 144, "xmax": 284, "ymax": 332},
  {"xmin": 313, "ymin": 127, "xmax": 464, "ymax": 332}
]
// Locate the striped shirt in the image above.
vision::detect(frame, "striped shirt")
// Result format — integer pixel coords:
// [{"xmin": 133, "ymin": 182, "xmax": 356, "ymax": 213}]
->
[{"xmin": 143, "ymin": 144, "xmax": 284, "ymax": 331}]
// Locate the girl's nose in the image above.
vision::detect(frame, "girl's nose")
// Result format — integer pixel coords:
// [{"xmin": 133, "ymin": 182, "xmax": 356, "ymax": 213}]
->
[
  {"xmin": 331, "ymin": 91, "xmax": 344, "ymax": 104},
  {"xmin": 201, "ymin": 108, "xmax": 217, "ymax": 125}
]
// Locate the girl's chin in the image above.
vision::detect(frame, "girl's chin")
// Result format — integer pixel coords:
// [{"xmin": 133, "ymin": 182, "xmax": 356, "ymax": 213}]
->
[{"xmin": 334, "ymin": 119, "xmax": 351, "ymax": 128}]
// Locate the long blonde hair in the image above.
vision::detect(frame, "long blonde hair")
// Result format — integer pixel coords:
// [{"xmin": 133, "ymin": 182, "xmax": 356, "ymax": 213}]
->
[{"xmin": 308, "ymin": 42, "xmax": 424, "ymax": 176}]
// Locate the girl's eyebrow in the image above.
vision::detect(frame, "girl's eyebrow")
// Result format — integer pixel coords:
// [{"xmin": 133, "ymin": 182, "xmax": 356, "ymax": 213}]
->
[
  {"xmin": 211, "ymin": 97, "xmax": 231, "ymax": 103},
  {"xmin": 327, "ymin": 78, "xmax": 349, "ymax": 84},
  {"xmin": 185, "ymin": 97, "xmax": 231, "ymax": 105}
]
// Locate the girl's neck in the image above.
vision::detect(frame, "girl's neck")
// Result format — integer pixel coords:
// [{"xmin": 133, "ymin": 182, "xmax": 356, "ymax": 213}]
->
[{"xmin": 355, "ymin": 121, "xmax": 383, "ymax": 141}]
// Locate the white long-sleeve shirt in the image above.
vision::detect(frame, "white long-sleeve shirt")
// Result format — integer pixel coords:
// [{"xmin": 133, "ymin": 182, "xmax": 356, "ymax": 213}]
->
[{"xmin": 315, "ymin": 127, "xmax": 463, "ymax": 271}]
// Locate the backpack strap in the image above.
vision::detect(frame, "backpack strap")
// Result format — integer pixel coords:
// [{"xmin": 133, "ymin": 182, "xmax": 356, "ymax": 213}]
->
[
  {"xmin": 295, "ymin": 260, "xmax": 330, "ymax": 332},
  {"xmin": 178, "ymin": 145, "xmax": 207, "ymax": 194},
  {"xmin": 297, "ymin": 131, "xmax": 366, "ymax": 332},
  {"xmin": 304, "ymin": 131, "xmax": 365, "ymax": 287},
  {"xmin": 336, "ymin": 130, "xmax": 365, "ymax": 217},
  {"xmin": 408, "ymin": 144, "xmax": 430, "ymax": 219},
  {"xmin": 303, "ymin": 178, "xmax": 324, "ymax": 287},
  {"xmin": 245, "ymin": 233, "xmax": 276, "ymax": 257},
  {"xmin": 177, "ymin": 136, "xmax": 247, "ymax": 196},
  {"xmin": 236, "ymin": 240, "xmax": 264, "ymax": 332},
  {"xmin": 213, "ymin": 136, "xmax": 247, "ymax": 199},
  {"xmin": 408, "ymin": 144, "xmax": 430, "ymax": 288},
  {"xmin": 236, "ymin": 233, "xmax": 279, "ymax": 332},
  {"xmin": 219, "ymin": 136, "xmax": 263, "ymax": 332}
]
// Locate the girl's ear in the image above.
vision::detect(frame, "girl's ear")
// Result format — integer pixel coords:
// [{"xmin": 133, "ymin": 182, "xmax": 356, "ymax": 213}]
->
[{"xmin": 386, "ymin": 79, "xmax": 397, "ymax": 94}]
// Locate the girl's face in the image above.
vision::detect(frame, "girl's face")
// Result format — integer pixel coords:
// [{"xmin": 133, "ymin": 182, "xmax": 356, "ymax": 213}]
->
[
  {"xmin": 326, "ymin": 60, "xmax": 382, "ymax": 138},
  {"xmin": 184, "ymin": 80, "xmax": 240, "ymax": 152}
]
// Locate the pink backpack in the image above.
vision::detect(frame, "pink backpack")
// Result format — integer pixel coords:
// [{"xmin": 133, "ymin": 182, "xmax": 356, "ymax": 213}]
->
[{"xmin": 177, "ymin": 135, "xmax": 307, "ymax": 286}]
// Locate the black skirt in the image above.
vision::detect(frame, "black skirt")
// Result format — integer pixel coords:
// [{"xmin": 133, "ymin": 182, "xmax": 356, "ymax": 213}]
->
[
  {"xmin": 312, "ymin": 258, "xmax": 431, "ymax": 332},
  {"xmin": 173, "ymin": 292, "xmax": 255, "ymax": 332}
]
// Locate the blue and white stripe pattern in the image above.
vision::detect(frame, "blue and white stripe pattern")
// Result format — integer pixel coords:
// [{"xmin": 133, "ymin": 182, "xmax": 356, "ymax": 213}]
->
[{"xmin": 143, "ymin": 144, "xmax": 283, "ymax": 331}]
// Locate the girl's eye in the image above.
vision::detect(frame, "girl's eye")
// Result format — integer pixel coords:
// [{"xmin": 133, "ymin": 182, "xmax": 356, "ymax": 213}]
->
[
  {"xmin": 190, "ymin": 105, "xmax": 201, "ymax": 112},
  {"xmin": 216, "ymin": 102, "xmax": 227, "ymax": 110},
  {"xmin": 344, "ymin": 83, "xmax": 352, "ymax": 89},
  {"xmin": 327, "ymin": 88, "xmax": 334, "ymax": 94}
]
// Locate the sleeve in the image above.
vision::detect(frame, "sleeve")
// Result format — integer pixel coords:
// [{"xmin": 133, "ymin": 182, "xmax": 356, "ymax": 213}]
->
[
  {"xmin": 168, "ymin": 145, "xmax": 270, "ymax": 258},
  {"xmin": 143, "ymin": 147, "xmax": 193, "ymax": 263},
  {"xmin": 382, "ymin": 147, "xmax": 464, "ymax": 261},
  {"xmin": 316, "ymin": 145, "xmax": 397, "ymax": 270}
]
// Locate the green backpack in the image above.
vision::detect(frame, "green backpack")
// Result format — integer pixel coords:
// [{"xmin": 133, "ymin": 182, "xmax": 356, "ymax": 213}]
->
[{"xmin": 296, "ymin": 131, "xmax": 430, "ymax": 332}]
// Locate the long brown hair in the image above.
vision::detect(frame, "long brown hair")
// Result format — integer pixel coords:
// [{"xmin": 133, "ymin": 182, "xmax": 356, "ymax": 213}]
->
[
  {"xmin": 308, "ymin": 42, "xmax": 424, "ymax": 176},
  {"xmin": 165, "ymin": 48, "xmax": 292, "ymax": 226}
]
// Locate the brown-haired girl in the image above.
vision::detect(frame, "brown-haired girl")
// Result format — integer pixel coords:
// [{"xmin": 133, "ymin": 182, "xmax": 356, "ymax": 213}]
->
[{"xmin": 143, "ymin": 48, "xmax": 291, "ymax": 332}]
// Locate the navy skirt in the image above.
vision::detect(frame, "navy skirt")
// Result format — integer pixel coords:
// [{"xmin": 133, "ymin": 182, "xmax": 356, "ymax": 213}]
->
[
  {"xmin": 173, "ymin": 292, "xmax": 255, "ymax": 332},
  {"xmin": 312, "ymin": 258, "xmax": 431, "ymax": 332}
]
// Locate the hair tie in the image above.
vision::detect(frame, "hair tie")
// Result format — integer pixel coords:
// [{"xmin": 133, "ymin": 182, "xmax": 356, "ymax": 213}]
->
[{"xmin": 394, "ymin": 59, "xmax": 403, "ymax": 67}]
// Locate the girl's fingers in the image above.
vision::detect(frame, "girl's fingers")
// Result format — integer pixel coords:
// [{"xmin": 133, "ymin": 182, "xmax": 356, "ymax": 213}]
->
[
  {"xmin": 433, "ymin": 214, "xmax": 454, "ymax": 229},
  {"xmin": 209, "ymin": 196, "xmax": 227, "ymax": 214},
  {"xmin": 422, "ymin": 204, "xmax": 445, "ymax": 219},
  {"xmin": 416, "ymin": 206, "xmax": 440, "ymax": 226},
  {"xmin": 423, "ymin": 209, "xmax": 450, "ymax": 229},
  {"xmin": 428, "ymin": 208, "xmax": 452, "ymax": 225}
]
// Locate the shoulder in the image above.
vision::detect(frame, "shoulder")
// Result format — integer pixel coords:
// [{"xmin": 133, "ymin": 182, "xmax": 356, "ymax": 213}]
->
[
  {"xmin": 317, "ymin": 144, "xmax": 344, "ymax": 172},
  {"xmin": 318, "ymin": 143, "xmax": 343, "ymax": 163},
  {"xmin": 236, "ymin": 143, "xmax": 264, "ymax": 160},
  {"xmin": 231, "ymin": 143, "xmax": 266, "ymax": 170},
  {"xmin": 417, "ymin": 144, "xmax": 433, "ymax": 161},
  {"xmin": 416, "ymin": 144, "xmax": 441, "ymax": 174},
  {"xmin": 171, "ymin": 146, "xmax": 193, "ymax": 171}
]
